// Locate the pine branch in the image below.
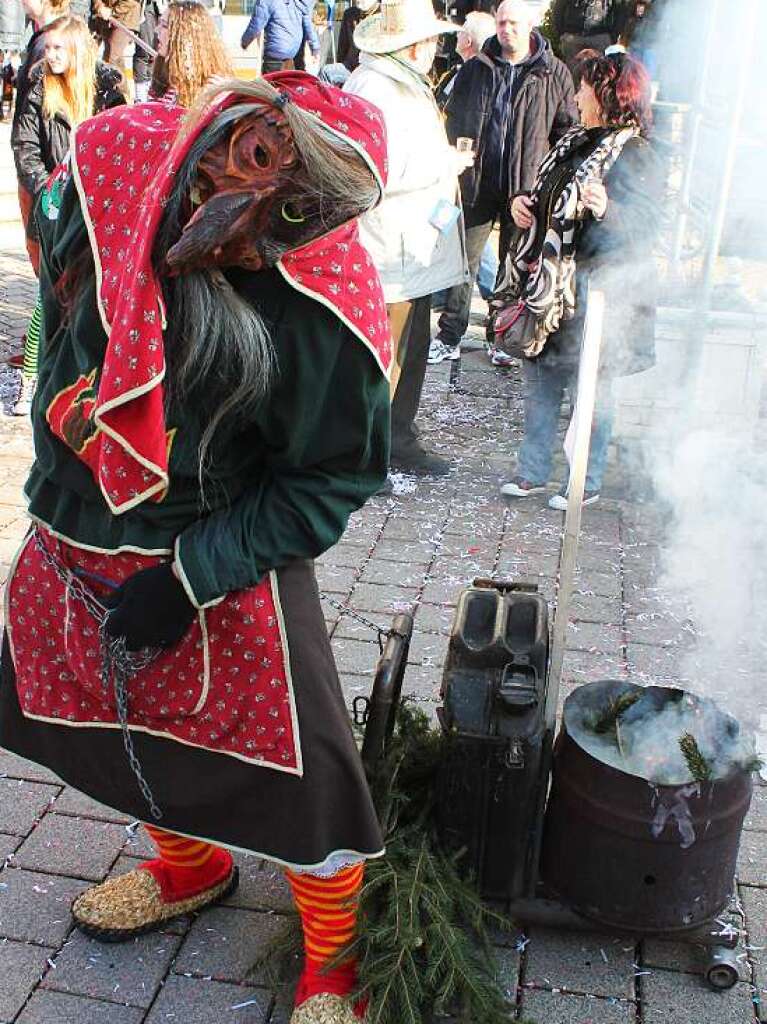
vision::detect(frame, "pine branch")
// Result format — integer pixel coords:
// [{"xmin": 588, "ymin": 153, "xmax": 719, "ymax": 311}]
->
[
  {"xmin": 679, "ymin": 732, "xmax": 712, "ymax": 782},
  {"xmin": 255, "ymin": 702, "xmax": 519, "ymax": 1023},
  {"xmin": 593, "ymin": 690, "xmax": 640, "ymax": 734},
  {"xmin": 344, "ymin": 705, "xmax": 518, "ymax": 1022}
]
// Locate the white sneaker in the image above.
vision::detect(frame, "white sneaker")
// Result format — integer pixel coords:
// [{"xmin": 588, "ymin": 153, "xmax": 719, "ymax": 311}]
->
[
  {"xmin": 548, "ymin": 488, "xmax": 600, "ymax": 510},
  {"xmin": 13, "ymin": 374, "xmax": 36, "ymax": 417},
  {"xmin": 427, "ymin": 339, "xmax": 460, "ymax": 364},
  {"xmin": 500, "ymin": 476, "xmax": 547, "ymax": 498}
]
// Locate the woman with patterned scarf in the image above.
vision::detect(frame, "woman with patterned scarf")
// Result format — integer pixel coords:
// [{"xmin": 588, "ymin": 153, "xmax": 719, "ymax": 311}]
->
[{"xmin": 496, "ymin": 52, "xmax": 661, "ymax": 509}]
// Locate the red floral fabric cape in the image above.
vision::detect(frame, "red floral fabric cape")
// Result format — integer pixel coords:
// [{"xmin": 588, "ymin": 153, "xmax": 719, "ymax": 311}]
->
[
  {"xmin": 70, "ymin": 72, "xmax": 391, "ymax": 516},
  {"xmin": 9, "ymin": 531, "xmax": 302, "ymax": 773}
]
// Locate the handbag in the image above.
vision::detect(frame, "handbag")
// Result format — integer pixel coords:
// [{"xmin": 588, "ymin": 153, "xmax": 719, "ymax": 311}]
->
[{"xmin": 491, "ymin": 300, "xmax": 538, "ymax": 359}]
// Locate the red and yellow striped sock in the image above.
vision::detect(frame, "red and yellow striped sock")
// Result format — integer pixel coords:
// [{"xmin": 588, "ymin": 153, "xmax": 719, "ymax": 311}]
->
[
  {"xmin": 286, "ymin": 863, "xmax": 365, "ymax": 1014},
  {"xmin": 142, "ymin": 824, "xmax": 233, "ymax": 903}
]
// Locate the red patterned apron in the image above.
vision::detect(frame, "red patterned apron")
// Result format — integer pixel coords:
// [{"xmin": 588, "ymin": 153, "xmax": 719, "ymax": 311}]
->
[{"xmin": 6, "ymin": 530, "xmax": 302, "ymax": 774}]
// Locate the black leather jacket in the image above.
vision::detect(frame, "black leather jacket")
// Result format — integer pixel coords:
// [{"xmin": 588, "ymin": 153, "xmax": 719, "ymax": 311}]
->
[
  {"xmin": 551, "ymin": 0, "xmax": 632, "ymax": 38},
  {"xmin": 13, "ymin": 61, "xmax": 125, "ymax": 200}
]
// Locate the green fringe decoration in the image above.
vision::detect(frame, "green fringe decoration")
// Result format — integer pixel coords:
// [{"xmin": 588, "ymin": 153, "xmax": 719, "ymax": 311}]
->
[
  {"xmin": 679, "ymin": 733, "xmax": 712, "ymax": 782},
  {"xmin": 593, "ymin": 691, "xmax": 640, "ymax": 735}
]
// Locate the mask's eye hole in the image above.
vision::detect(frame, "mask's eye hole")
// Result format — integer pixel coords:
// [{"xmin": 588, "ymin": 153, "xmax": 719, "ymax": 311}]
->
[
  {"xmin": 281, "ymin": 202, "xmax": 306, "ymax": 224},
  {"xmin": 253, "ymin": 144, "xmax": 270, "ymax": 168}
]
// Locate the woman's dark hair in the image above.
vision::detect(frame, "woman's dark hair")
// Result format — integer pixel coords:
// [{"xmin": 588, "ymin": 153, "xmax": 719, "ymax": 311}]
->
[{"xmin": 579, "ymin": 52, "xmax": 653, "ymax": 136}]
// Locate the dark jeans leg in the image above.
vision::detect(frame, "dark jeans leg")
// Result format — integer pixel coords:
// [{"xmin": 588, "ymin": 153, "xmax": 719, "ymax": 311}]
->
[
  {"xmin": 391, "ymin": 295, "xmax": 432, "ymax": 452},
  {"xmin": 437, "ymin": 208, "xmax": 495, "ymax": 345}
]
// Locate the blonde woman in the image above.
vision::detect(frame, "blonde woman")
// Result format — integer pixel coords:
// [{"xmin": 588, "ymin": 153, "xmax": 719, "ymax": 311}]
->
[
  {"xmin": 11, "ymin": 15, "xmax": 124, "ymax": 415},
  {"xmin": 13, "ymin": 0, "xmax": 71, "ymax": 274},
  {"xmin": 150, "ymin": 1, "xmax": 234, "ymax": 109},
  {"xmin": 14, "ymin": 0, "xmax": 70, "ymax": 120},
  {"xmin": 13, "ymin": 16, "xmax": 124, "ymax": 201}
]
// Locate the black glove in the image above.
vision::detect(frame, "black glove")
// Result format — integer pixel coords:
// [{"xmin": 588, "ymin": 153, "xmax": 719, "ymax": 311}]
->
[{"xmin": 104, "ymin": 563, "xmax": 197, "ymax": 651}]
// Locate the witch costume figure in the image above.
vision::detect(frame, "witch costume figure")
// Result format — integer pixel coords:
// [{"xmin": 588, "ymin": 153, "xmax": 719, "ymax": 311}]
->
[{"xmin": 0, "ymin": 73, "xmax": 393, "ymax": 1024}]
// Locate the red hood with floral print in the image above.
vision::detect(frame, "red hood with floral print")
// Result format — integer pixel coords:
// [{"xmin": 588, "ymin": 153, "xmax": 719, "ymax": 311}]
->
[{"xmin": 69, "ymin": 73, "xmax": 390, "ymax": 515}]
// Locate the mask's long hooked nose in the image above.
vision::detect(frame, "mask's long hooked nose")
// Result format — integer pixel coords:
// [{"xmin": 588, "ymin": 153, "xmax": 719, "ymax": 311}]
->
[{"xmin": 164, "ymin": 192, "xmax": 254, "ymax": 272}]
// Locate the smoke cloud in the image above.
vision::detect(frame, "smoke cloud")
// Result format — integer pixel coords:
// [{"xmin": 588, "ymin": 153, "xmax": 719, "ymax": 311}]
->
[{"xmin": 606, "ymin": 0, "xmax": 767, "ymax": 756}]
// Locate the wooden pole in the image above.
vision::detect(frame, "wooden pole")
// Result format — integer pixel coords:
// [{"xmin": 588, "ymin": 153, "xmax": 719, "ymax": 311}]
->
[{"xmin": 545, "ymin": 287, "xmax": 606, "ymax": 729}]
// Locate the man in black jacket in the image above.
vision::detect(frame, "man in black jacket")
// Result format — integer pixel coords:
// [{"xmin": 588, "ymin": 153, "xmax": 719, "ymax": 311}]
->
[{"xmin": 429, "ymin": 0, "xmax": 576, "ymax": 364}]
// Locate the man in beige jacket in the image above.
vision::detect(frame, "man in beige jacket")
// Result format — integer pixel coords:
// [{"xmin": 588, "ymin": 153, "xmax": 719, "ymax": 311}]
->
[{"xmin": 345, "ymin": 0, "xmax": 470, "ymax": 478}]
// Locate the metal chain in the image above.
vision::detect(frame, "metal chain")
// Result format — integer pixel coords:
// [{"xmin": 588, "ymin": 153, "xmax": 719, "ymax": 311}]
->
[
  {"xmin": 34, "ymin": 531, "xmax": 108, "ymax": 621},
  {"xmin": 321, "ymin": 591, "xmax": 392, "ymax": 652},
  {"xmin": 102, "ymin": 635, "xmax": 163, "ymax": 820},
  {"xmin": 33, "ymin": 530, "xmax": 164, "ymax": 820}
]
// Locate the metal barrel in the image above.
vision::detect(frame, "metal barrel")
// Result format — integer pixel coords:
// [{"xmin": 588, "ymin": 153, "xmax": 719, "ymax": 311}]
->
[{"xmin": 540, "ymin": 681, "xmax": 753, "ymax": 934}]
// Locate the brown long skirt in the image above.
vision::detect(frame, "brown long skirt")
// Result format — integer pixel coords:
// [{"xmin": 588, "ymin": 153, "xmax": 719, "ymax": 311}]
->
[{"xmin": 0, "ymin": 558, "xmax": 384, "ymax": 870}]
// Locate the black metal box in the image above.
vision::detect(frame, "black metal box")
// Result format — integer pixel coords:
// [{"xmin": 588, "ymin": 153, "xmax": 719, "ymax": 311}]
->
[{"xmin": 436, "ymin": 580, "xmax": 549, "ymax": 899}]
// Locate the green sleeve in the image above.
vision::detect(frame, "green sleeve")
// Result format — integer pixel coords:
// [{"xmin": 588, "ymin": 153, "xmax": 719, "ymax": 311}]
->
[{"xmin": 174, "ymin": 303, "xmax": 390, "ymax": 608}]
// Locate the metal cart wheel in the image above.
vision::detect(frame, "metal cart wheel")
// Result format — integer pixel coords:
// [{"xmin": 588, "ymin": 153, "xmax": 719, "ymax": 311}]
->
[{"xmin": 704, "ymin": 948, "xmax": 740, "ymax": 991}]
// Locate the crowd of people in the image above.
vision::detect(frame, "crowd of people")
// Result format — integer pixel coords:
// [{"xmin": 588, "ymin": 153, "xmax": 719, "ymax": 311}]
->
[
  {"xmin": 342, "ymin": 0, "xmax": 657, "ymax": 505},
  {"xmin": 5, "ymin": 0, "xmax": 657, "ymax": 500},
  {"xmin": 0, "ymin": 1, "xmax": 659, "ymax": 1022}
]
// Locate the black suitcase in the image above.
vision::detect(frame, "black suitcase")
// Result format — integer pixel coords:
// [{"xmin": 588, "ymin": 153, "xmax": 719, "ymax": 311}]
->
[{"xmin": 436, "ymin": 578, "xmax": 550, "ymax": 900}]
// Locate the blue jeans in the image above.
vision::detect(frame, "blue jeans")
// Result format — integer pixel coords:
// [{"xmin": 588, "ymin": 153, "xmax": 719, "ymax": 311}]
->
[
  {"xmin": 517, "ymin": 358, "xmax": 615, "ymax": 492},
  {"xmin": 477, "ymin": 240, "xmax": 498, "ymax": 300}
]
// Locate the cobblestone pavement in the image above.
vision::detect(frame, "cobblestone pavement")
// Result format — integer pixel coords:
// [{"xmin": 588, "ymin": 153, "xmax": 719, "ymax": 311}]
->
[{"xmin": 0, "ymin": 123, "xmax": 765, "ymax": 1024}]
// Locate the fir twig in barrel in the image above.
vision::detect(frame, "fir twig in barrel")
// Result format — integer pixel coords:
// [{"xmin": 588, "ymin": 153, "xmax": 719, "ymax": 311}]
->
[
  {"xmin": 593, "ymin": 691, "xmax": 640, "ymax": 734},
  {"xmin": 679, "ymin": 732, "xmax": 712, "ymax": 782}
]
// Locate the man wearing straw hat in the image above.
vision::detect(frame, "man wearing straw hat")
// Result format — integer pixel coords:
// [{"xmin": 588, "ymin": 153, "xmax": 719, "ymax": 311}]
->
[{"xmin": 345, "ymin": 0, "xmax": 471, "ymax": 479}]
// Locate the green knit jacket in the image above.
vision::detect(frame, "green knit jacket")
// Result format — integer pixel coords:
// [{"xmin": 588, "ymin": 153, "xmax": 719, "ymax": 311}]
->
[{"xmin": 26, "ymin": 180, "xmax": 390, "ymax": 607}]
